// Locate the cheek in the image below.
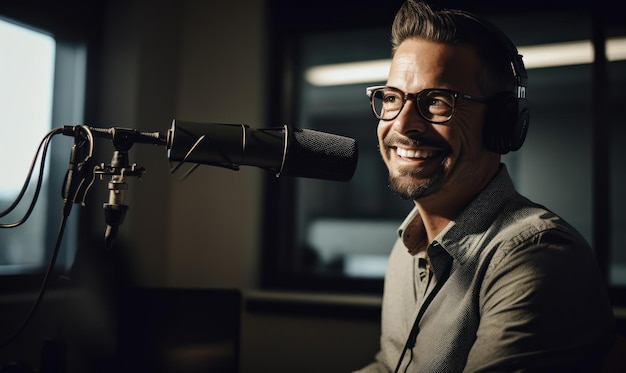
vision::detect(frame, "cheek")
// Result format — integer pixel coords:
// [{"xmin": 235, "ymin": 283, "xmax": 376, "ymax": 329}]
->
[
  {"xmin": 451, "ymin": 108, "xmax": 486, "ymax": 154},
  {"xmin": 377, "ymin": 122, "xmax": 389, "ymax": 147}
]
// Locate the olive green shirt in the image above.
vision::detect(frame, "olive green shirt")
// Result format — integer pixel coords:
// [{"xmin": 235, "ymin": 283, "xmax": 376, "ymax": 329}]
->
[{"xmin": 357, "ymin": 165, "xmax": 615, "ymax": 372}]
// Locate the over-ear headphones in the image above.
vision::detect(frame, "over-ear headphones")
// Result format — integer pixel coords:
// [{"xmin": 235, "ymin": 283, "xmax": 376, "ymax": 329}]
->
[{"xmin": 448, "ymin": 10, "xmax": 530, "ymax": 154}]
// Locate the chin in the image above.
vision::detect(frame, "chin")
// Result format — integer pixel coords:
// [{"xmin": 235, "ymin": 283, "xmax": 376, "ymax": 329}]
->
[{"xmin": 389, "ymin": 173, "xmax": 440, "ymax": 201}]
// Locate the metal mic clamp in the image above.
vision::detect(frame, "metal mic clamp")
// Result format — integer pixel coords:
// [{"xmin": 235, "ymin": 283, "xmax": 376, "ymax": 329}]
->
[{"xmin": 95, "ymin": 150, "xmax": 145, "ymax": 249}]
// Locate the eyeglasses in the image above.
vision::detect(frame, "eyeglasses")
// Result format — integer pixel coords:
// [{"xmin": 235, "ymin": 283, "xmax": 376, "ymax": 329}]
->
[{"xmin": 366, "ymin": 85, "xmax": 489, "ymax": 123}]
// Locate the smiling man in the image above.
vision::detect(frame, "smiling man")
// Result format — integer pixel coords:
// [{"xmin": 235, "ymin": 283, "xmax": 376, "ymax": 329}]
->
[{"xmin": 355, "ymin": 1, "xmax": 616, "ymax": 372}]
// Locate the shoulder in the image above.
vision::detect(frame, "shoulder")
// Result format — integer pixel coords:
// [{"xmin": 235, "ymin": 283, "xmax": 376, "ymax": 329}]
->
[
  {"xmin": 478, "ymin": 200, "xmax": 608, "ymax": 310},
  {"xmin": 487, "ymin": 200, "xmax": 592, "ymax": 270}
]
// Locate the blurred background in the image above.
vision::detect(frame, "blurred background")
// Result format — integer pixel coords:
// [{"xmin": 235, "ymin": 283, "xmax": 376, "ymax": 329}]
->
[{"xmin": 0, "ymin": 0, "xmax": 624, "ymax": 372}]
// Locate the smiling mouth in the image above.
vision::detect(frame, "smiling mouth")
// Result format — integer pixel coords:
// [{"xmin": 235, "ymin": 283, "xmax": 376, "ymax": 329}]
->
[{"xmin": 395, "ymin": 147, "xmax": 443, "ymax": 159}]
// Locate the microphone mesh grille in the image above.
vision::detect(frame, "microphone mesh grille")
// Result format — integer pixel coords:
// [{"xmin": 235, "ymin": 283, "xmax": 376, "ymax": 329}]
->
[{"xmin": 281, "ymin": 128, "xmax": 358, "ymax": 182}]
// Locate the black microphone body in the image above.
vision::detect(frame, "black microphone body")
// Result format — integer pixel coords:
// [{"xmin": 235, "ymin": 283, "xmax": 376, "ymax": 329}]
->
[
  {"xmin": 166, "ymin": 120, "xmax": 358, "ymax": 182},
  {"xmin": 62, "ymin": 121, "xmax": 359, "ymax": 182}
]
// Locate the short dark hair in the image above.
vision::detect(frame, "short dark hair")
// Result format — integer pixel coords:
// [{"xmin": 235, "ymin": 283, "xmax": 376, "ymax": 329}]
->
[{"xmin": 391, "ymin": 0, "xmax": 518, "ymax": 95}]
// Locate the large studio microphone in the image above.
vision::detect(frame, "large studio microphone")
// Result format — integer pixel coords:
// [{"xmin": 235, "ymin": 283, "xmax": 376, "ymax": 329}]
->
[{"xmin": 166, "ymin": 120, "xmax": 359, "ymax": 182}]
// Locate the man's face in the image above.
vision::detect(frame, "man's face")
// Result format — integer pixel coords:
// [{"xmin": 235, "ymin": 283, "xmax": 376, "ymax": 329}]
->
[{"xmin": 377, "ymin": 38, "xmax": 500, "ymax": 203}]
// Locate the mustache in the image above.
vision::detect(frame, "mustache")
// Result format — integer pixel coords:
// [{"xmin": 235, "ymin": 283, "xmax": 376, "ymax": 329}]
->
[{"xmin": 383, "ymin": 132, "xmax": 448, "ymax": 149}]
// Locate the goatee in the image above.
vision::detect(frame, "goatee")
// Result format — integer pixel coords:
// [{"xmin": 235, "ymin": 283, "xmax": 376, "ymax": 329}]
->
[{"xmin": 388, "ymin": 168, "xmax": 444, "ymax": 200}]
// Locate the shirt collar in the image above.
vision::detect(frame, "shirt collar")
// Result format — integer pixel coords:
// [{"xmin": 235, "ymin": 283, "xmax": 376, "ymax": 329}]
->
[{"xmin": 398, "ymin": 164, "xmax": 518, "ymax": 263}]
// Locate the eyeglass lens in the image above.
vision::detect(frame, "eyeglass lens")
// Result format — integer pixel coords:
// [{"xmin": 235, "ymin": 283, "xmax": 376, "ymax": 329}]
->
[{"xmin": 371, "ymin": 87, "xmax": 455, "ymax": 122}]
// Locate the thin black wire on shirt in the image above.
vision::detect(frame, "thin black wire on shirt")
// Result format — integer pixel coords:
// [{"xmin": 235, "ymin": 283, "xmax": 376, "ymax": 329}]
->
[{"xmin": 394, "ymin": 258, "xmax": 452, "ymax": 373}]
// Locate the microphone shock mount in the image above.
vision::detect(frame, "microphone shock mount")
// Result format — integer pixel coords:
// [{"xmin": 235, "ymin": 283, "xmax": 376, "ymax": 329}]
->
[{"xmin": 94, "ymin": 138, "xmax": 146, "ymax": 249}]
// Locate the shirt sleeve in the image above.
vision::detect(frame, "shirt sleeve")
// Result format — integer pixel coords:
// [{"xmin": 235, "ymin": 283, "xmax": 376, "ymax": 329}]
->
[
  {"xmin": 351, "ymin": 361, "xmax": 389, "ymax": 373},
  {"xmin": 464, "ymin": 228, "xmax": 615, "ymax": 372}
]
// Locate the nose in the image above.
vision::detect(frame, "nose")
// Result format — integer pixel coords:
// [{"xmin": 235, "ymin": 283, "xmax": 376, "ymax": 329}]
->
[{"xmin": 392, "ymin": 98, "xmax": 429, "ymax": 134}]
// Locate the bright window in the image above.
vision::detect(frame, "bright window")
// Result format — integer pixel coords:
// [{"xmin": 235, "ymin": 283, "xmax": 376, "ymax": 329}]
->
[{"xmin": 0, "ymin": 17, "xmax": 84, "ymax": 275}]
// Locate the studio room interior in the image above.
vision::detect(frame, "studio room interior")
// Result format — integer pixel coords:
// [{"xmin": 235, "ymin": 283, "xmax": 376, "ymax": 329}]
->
[{"xmin": 0, "ymin": 0, "xmax": 624, "ymax": 372}]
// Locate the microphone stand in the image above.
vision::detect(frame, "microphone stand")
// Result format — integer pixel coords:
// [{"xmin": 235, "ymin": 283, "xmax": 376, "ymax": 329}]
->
[{"xmin": 94, "ymin": 129, "xmax": 146, "ymax": 249}]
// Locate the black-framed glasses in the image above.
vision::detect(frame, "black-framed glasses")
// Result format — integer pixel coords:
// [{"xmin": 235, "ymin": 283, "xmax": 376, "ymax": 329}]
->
[{"xmin": 366, "ymin": 85, "xmax": 489, "ymax": 123}]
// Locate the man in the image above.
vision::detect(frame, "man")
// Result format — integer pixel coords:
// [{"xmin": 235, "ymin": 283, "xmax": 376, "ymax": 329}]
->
[{"xmin": 356, "ymin": 1, "xmax": 616, "ymax": 372}]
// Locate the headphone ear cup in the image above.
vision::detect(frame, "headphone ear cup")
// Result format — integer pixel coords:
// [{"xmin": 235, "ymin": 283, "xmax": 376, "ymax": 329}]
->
[
  {"xmin": 483, "ymin": 92, "xmax": 530, "ymax": 154},
  {"xmin": 511, "ymin": 98, "xmax": 529, "ymax": 152}
]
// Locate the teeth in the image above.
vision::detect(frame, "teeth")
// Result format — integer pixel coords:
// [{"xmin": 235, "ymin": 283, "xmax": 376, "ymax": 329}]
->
[{"xmin": 396, "ymin": 147, "xmax": 435, "ymax": 159}]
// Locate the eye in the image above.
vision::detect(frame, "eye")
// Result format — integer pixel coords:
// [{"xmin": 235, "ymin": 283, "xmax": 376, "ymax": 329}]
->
[
  {"xmin": 383, "ymin": 95, "xmax": 397, "ymax": 103},
  {"xmin": 428, "ymin": 97, "xmax": 449, "ymax": 107},
  {"xmin": 382, "ymin": 91, "xmax": 401, "ymax": 103},
  {"xmin": 423, "ymin": 91, "xmax": 454, "ymax": 115}
]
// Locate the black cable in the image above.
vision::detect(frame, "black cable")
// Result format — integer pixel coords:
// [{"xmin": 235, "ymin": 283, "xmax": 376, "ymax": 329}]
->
[
  {"xmin": 0, "ymin": 128, "xmax": 62, "ymax": 227},
  {"xmin": 393, "ymin": 259, "xmax": 452, "ymax": 373},
  {"xmin": 403, "ymin": 350, "xmax": 414, "ymax": 373},
  {"xmin": 0, "ymin": 208, "xmax": 70, "ymax": 348},
  {"xmin": 0, "ymin": 127, "xmax": 59, "ymax": 217},
  {"xmin": 0, "ymin": 126, "xmax": 92, "ymax": 347}
]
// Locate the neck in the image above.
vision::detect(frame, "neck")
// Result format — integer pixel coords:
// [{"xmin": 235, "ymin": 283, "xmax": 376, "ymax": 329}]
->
[
  {"xmin": 415, "ymin": 164, "xmax": 500, "ymax": 242},
  {"xmin": 414, "ymin": 198, "xmax": 457, "ymax": 243}
]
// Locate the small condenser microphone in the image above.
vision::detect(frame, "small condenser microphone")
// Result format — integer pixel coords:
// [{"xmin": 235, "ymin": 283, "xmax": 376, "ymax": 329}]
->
[{"xmin": 166, "ymin": 120, "xmax": 358, "ymax": 182}]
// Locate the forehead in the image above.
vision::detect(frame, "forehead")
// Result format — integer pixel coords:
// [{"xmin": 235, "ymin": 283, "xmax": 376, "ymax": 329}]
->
[{"xmin": 387, "ymin": 38, "xmax": 482, "ymax": 93}]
